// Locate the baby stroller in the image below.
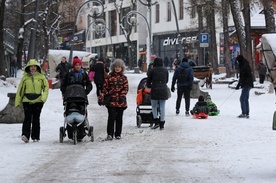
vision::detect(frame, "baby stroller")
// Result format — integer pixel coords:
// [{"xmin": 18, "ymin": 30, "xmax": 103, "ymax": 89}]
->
[
  {"xmin": 136, "ymin": 77, "xmax": 159, "ymax": 128},
  {"xmin": 59, "ymin": 84, "xmax": 94, "ymax": 145}
]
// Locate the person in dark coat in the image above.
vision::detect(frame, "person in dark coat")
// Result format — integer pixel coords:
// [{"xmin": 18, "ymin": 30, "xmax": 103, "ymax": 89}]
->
[
  {"xmin": 256, "ymin": 60, "xmax": 267, "ymax": 84},
  {"xmin": 55, "ymin": 56, "xmax": 71, "ymax": 86},
  {"xmin": 90, "ymin": 57, "xmax": 109, "ymax": 96},
  {"xmin": 61, "ymin": 57, "xmax": 92, "ymax": 97},
  {"xmin": 235, "ymin": 55, "xmax": 254, "ymax": 118},
  {"xmin": 171, "ymin": 57, "xmax": 194, "ymax": 115},
  {"xmin": 146, "ymin": 57, "xmax": 169, "ymax": 130}
]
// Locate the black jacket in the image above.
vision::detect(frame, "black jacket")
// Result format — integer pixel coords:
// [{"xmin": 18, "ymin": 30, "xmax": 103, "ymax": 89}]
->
[
  {"xmin": 236, "ymin": 55, "xmax": 253, "ymax": 88},
  {"xmin": 90, "ymin": 61, "xmax": 109, "ymax": 84},
  {"xmin": 55, "ymin": 62, "xmax": 71, "ymax": 79},
  {"xmin": 146, "ymin": 66, "xmax": 169, "ymax": 100}
]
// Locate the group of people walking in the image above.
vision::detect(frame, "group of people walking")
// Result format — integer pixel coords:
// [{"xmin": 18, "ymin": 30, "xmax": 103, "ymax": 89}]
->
[{"xmin": 15, "ymin": 52, "xmax": 258, "ymax": 143}]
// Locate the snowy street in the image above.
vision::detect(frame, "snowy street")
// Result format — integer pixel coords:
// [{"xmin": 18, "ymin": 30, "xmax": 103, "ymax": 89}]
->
[{"xmin": 0, "ymin": 72, "xmax": 276, "ymax": 183}]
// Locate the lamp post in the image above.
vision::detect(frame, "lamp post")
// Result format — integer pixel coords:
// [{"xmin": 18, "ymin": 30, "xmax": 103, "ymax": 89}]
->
[
  {"xmin": 138, "ymin": 0, "xmax": 157, "ymax": 66},
  {"xmin": 69, "ymin": 0, "xmax": 104, "ymax": 63},
  {"xmin": 126, "ymin": 11, "xmax": 152, "ymax": 67}
]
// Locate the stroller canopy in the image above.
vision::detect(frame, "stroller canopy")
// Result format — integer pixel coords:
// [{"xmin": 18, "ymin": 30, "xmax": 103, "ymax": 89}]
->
[{"xmin": 64, "ymin": 84, "xmax": 88, "ymax": 102}]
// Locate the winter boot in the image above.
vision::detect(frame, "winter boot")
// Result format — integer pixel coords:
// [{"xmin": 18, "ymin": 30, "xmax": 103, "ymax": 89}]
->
[
  {"xmin": 151, "ymin": 118, "xmax": 160, "ymax": 129},
  {"xmin": 160, "ymin": 121, "xmax": 165, "ymax": 130}
]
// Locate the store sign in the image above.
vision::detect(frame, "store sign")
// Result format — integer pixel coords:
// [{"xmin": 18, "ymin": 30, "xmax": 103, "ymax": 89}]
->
[{"xmin": 163, "ymin": 36, "xmax": 197, "ymax": 46}]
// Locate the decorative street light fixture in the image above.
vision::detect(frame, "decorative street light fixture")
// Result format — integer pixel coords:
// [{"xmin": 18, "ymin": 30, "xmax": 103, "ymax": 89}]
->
[
  {"xmin": 69, "ymin": 0, "xmax": 104, "ymax": 63},
  {"xmin": 125, "ymin": 11, "xmax": 152, "ymax": 66},
  {"xmin": 86, "ymin": 15, "xmax": 114, "ymax": 60}
]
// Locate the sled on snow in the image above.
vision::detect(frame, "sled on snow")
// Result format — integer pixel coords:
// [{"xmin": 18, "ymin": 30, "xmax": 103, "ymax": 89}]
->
[{"xmin": 193, "ymin": 113, "xmax": 209, "ymax": 119}]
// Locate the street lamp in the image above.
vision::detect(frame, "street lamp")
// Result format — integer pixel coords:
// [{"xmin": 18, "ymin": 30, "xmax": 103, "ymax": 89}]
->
[
  {"xmin": 69, "ymin": 0, "xmax": 104, "ymax": 63},
  {"xmin": 86, "ymin": 15, "xmax": 114, "ymax": 59},
  {"xmin": 126, "ymin": 11, "xmax": 151, "ymax": 66}
]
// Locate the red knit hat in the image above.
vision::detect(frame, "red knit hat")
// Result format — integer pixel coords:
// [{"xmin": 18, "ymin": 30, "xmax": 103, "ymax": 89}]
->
[{"xmin": 72, "ymin": 58, "xmax": 82, "ymax": 67}]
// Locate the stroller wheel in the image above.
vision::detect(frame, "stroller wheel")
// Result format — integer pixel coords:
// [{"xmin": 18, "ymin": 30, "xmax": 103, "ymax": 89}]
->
[
  {"xmin": 59, "ymin": 127, "xmax": 65, "ymax": 143},
  {"xmin": 136, "ymin": 115, "xmax": 142, "ymax": 128}
]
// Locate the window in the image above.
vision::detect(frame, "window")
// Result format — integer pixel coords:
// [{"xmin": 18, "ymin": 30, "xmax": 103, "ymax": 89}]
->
[
  {"xmin": 156, "ymin": 4, "xmax": 160, "ymax": 23},
  {"xmin": 167, "ymin": 2, "xmax": 171, "ymax": 22},
  {"xmin": 179, "ymin": 0, "xmax": 184, "ymax": 20}
]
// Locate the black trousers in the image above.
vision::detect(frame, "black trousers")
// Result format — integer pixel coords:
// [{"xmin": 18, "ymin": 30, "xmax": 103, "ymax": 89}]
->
[
  {"xmin": 107, "ymin": 107, "xmax": 126, "ymax": 137},
  {"xmin": 22, "ymin": 102, "xmax": 44, "ymax": 140},
  {"xmin": 176, "ymin": 86, "xmax": 190, "ymax": 112},
  {"xmin": 259, "ymin": 74, "xmax": 265, "ymax": 84}
]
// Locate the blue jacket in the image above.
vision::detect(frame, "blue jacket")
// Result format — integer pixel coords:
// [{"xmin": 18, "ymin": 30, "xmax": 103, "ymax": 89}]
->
[{"xmin": 171, "ymin": 62, "xmax": 194, "ymax": 87}]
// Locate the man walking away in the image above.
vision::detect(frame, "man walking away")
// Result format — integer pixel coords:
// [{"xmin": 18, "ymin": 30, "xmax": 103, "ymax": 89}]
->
[{"xmin": 171, "ymin": 57, "xmax": 194, "ymax": 116}]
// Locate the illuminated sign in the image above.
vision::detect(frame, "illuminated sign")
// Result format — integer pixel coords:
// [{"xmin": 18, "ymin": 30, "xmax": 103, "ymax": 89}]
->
[{"xmin": 163, "ymin": 36, "xmax": 198, "ymax": 46}]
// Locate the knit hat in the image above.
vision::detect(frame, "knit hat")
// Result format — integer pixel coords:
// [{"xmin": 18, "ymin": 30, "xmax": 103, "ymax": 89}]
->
[
  {"xmin": 198, "ymin": 95, "xmax": 204, "ymax": 101},
  {"xmin": 72, "ymin": 58, "xmax": 82, "ymax": 67},
  {"xmin": 206, "ymin": 95, "xmax": 211, "ymax": 100}
]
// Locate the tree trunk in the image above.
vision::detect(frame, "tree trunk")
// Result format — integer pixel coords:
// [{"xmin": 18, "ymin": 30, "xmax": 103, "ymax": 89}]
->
[
  {"xmin": 197, "ymin": 4, "xmax": 204, "ymax": 66},
  {"xmin": 229, "ymin": 0, "xmax": 247, "ymax": 56},
  {"xmin": 262, "ymin": 0, "xmax": 275, "ymax": 33},
  {"xmin": 206, "ymin": 0, "xmax": 219, "ymax": 74},
  {"xmin": 0, "ymin": 0, "xmax": 7, "ymax": 76},
  {"xmin": 222, "ymin": 0, "xmax": 232, "ymax": 78},
  {"xmin": 16, "ymin": 0, "xmax": 26, "ymax": 70},
  {"xmin": 243, "ymin": 0, "xmax": 255, "ymax": 80}
]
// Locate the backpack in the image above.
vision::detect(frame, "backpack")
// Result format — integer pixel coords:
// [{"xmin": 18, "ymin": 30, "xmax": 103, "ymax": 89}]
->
[{"xmin": 177, "ymin": 68, "xmax": 188, "ymax": 83}]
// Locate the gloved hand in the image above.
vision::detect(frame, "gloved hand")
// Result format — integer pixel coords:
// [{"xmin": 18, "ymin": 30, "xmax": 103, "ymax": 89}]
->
[
  {"xmin": 189, "ymin": 85, "xmax": 193, "ymax": 91},
  {"xmin": 171, "ymin": 86, "xmax": 175, "ymax": 92},
  {"xmin": 235, "ymin": 85, "xmax": 239, "ymax": 90}
]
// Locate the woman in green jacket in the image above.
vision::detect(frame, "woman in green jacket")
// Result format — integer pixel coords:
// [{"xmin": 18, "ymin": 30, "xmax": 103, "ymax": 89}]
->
[{"xmin": 15, "ymin": 59, "xmax": 49, "ymax": 143}]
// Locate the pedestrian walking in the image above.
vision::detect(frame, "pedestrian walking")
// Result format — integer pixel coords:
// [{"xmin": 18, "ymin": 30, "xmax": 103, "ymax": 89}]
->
[
  {"xmin": 61, "ymin": 57, "xmax": 92, "ymax": 97},
  {"xmin": 15, "ymin": 59, "xmax": 49, "ymax": 143},
  {"xmin": 98, "ymin": 59, "xmax": 129, "ymax": 140},
  {"xmin": 146, "ymin": 57, "xmax": 169, "ymax": 130},
  {"xmin": 171, "ymin": 57, "xmax": 194, "ymax": 115},
  {"xmin": 90, "ymin": 56, "xmax": 109, "ymax": 97},
  {"xmin": 11, "ymin": 56, "xmax": 18, "ymax": 78},
  {"xmin": 235, "ymin": 55, "xmax": 253, "ymax": 118},
  {"xmin": 55, "ymin": 56, "xmax": 71, "ymax": 85},
  {"xmin": 256, "ymin": 60, "xmax": 267, "ymax": 84}
]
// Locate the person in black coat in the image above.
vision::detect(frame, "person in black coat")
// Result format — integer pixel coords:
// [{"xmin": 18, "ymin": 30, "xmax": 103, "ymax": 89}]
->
[
  {"xmin": 235, "ymin": 54, "xmax": 253, "ymax": 118},
  {"xmin": 90, "ymin": 57, "xmax": 109, "ymax": 96},
  {"xmin": 171, "ymin": 57, "xmax": 194, "ymax": 115},
  {"xmin": 146, "ymin": 57, "xmax": 169, "ymax": 130},
  {"xmin": 55, "ymin": 56, "xmax": 71, "ymax": 85}
]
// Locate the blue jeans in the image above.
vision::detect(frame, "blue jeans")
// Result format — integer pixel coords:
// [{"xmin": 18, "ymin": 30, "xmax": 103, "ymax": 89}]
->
[
  {"xmin": 151, "ymin": 100, "xmax": 166, "ymax": 121},
  {"xmin": 13, "ymin": 67, "xmax": 17, "ymax": 78},
  {"xmin": 240, "ymin": 87, "xmax": 251, "ymax": 115}
]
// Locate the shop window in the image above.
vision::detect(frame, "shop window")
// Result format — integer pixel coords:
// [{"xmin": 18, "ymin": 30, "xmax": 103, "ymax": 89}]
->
[
  {"xmin": 156, "ymin": 4, "xmax": 160, "ymax": 23},
  {"xmin": 167, "ymin": 2, "xmax": 171, "ymax": 22},
  {"xmin": 179, "ymin": 0, "xmax": 184, "ymax": 20}
]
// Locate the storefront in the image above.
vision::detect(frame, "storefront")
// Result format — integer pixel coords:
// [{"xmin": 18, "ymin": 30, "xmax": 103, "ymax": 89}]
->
[{"xmin": 152, "ymin": 31, "xmax": 199, "ymax": 60}]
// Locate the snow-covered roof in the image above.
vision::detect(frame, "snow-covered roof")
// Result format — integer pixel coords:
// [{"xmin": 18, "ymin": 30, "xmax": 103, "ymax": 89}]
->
[
  {"xmin": 261, "ymin": 33, "xmax": 276, "ymax": 55},
  {"xmin": 250, "ymin": 9, "xmax": 276, "ymax": 28}
]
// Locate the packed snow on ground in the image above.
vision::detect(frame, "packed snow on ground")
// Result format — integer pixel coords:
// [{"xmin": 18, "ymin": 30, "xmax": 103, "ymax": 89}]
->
[{"xmin": 0, "ymin": 69, "xmax": 276, "ymax": 183}]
